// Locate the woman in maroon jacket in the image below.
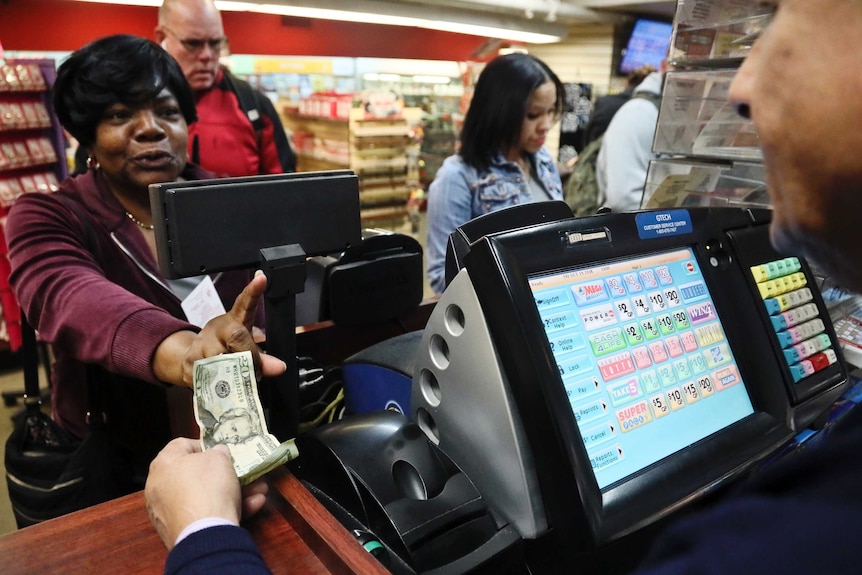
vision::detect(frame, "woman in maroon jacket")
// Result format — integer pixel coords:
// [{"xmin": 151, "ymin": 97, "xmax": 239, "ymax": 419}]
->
[{"xmin": 5, "ymin": 34, "xmax": 284, "ymax": 496}]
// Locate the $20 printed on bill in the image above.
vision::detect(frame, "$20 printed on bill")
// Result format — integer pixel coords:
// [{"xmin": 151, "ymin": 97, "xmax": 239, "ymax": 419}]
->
[{"xmin": 193, "ymin": 350, "xmax": 298, "ymax": 484}]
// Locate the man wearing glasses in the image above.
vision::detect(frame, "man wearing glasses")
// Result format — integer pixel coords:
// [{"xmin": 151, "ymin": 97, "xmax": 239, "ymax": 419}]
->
[{"xmin": 156, "ymin": 0, "xmax": 295, "ymax": 178}]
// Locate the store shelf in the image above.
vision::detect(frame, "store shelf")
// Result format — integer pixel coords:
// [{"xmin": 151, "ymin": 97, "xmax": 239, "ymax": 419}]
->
[
  {"xmin": 293, "ymin": 153, "xmax": 348, "ymax": 172},
  {"xmin": 0, "ymin": 58, "xmax": 67, "ymax": 350},
  {"xmin": 280, "ymin": 105, "xmax": 421, "ymax": 227},
  {"xmin": 1, "ymin": 61, "xmax": 66, "ymax": 207},
  {"xmin": 351, "ymin": 156, "xmax": 409, "ymax": 172},
  {"xmin": 350, "ymin": 123, "xmax": 412, "ymax": 138}
]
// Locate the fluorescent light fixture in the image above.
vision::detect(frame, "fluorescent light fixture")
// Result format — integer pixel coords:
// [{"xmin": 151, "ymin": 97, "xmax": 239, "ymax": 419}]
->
[
  {"xmin": 363, "ymin": 73, "xmax": 402, "ymax": 82},
  {"xmin": 362, "ymin": 73, "xmax": 453, "ymax": 84},
  {"xmin": 412, "ymin": 75, "xmax": 452, "ymax": 84},
  {"xmin": 68, "ymin": 0, "xmax": 566, "ymax": 44},
  {"xmin": 71, "ymin": 0, "xmax": 161, "ymax": 5}
]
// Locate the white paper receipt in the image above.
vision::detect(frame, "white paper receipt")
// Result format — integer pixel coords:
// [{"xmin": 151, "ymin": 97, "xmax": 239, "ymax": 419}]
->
[{"xmin": 181, "ymin": 275, "xmax": 227, "ymax": 328}]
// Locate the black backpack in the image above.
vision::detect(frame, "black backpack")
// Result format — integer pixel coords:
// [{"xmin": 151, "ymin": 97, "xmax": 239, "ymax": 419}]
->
[{"xmin": 564, "ymin": 91, "xmax": 661, "ymax": 216}]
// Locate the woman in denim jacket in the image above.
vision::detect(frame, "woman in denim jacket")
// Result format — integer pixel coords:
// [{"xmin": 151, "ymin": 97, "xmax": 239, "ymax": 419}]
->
[{"xmin": 426, "ymin": 53, "xmax": 565, "ymax": 294}]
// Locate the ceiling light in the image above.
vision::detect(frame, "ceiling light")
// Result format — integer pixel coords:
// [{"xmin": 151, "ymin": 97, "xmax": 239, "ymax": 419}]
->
[
  {"xmin": 70, "ymin": 0, "xmax": 161, "ymax": 5},
  {"xmin": 363, "ymin": 72, "xmax": 402, "ymax": 82},
  {"xmin": 412, "ymin": 75, "xmax": 453, "ymax": 84},
  {"xmin": 68, "ymin": 0, "xmax": 566, "ymax": 44}
]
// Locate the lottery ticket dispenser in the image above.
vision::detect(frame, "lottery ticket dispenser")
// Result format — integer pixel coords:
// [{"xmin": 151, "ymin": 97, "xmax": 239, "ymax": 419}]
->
[{"xmin": 410, "ymin": 206, "xmax": 847, "ymax": 571}]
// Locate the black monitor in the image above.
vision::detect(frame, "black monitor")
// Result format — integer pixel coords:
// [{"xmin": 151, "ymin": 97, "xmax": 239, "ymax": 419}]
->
[
  {"xmin": 149, "ymin": 170, "xmax": 360, "ymax": 278},
  {"xmin": 149, "ymin": 170, "xmax": 362, "ymax": 440},
  {"xmin": 615, "ymin": 17, "xmax": 673, "ymax": 76},
  {"xmin": 410, "ymin": 206, "xmax": 847, "ymax": 572}
]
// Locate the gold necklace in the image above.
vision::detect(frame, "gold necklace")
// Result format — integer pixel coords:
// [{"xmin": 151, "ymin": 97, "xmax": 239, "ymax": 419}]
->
[{"xmin": 125, "ymin": 211, "xmax": 154, "ymax": 231}]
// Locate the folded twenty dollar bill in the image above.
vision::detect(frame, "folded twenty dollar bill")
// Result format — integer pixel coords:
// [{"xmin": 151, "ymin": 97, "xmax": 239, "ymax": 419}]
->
[{"xmin": 193, "ymin": 350, "xmax": 298, "ymax": 485}]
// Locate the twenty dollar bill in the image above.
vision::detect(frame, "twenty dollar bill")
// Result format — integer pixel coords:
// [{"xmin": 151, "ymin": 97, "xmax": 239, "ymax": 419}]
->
[{"xmin": 193, "ymin": 350, "xmax": 298, "ymax": 485}]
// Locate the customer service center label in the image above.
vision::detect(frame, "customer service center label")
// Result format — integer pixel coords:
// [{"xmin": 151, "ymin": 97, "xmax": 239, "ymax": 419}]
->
[{"xmin": 636, "ymin": 210, "xmax": 693, "ymax": 239}]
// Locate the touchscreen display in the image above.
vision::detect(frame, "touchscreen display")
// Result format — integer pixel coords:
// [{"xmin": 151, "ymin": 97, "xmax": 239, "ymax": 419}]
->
[{"xmin": 529, "ymin": 247, "xmax": 755, "ymax": 489}]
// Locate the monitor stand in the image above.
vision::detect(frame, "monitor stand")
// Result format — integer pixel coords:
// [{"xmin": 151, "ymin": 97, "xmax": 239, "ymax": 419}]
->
[{"xmin": 260, "ymin": 244, "xmax": 307, "ymax": 441}]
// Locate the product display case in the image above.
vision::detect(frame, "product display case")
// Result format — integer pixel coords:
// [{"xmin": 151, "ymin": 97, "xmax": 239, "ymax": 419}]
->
[
  {"xmin": 669, "ymin": 0, "xmax": 772, "ymax": 67},
  {"xmin": 643, "ymin": 158, "xmax": 767, "ymax": 209},
  {"xmin": 653, "ymin": 70, "xmax": 759, "ymax": 160},
  {"xmin": 0, "ymin": 58, "xmax": 67, "ymax": 350},
  {"xmin": 642, "ymin": 0, "xmax": 769, "ymax": 210},
  {"xmin": 649, "ymin": 0, "xmax": 862, "ymax": 370},
  {"xmin": 0, "ymin": 60, "xmax": 66, "ymax": 212}
]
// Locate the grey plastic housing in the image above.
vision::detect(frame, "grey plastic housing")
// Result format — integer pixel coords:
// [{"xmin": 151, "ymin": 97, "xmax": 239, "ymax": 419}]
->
[{"xmin": 410, "ymin": 268, "xmax": 548, "ymax": 539}]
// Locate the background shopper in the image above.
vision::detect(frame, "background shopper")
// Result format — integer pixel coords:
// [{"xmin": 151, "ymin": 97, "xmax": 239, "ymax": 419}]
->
[
  {"xmin": 583, "ymin": 64, "xmax": 656, "ymax": 146},
  {"xmin": 425, "ymin": 52, "xmax": 565, "ymax": 294},
  {"xmin": 595, "ymin": 65, "xmax": 664, "ymax": 212},
  {"xmin": 157, "ymin": 0, "xmax": 295, "ymax": 177}
]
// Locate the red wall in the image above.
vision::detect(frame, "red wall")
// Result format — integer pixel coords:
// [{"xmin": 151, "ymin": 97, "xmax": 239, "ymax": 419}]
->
[{"xmin": 0, "ymin": 0, "xmax": 494, "ymax": 61}]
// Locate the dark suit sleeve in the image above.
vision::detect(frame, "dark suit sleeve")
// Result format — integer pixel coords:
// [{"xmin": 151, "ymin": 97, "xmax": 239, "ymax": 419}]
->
[
  {"xmin": 165, "ymin": 525, "xmax": 272, "ymax": 575},
  {"xmin": 634, "ymin": 406, "xmax": 862, "ymax": 575}
]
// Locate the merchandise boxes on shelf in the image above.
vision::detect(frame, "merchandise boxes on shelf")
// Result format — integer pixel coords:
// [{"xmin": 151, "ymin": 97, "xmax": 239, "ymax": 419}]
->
[
  {"xmin": 0, "ymin": 58, "xmax": 68, "ymax": 351},
  {"xmin": 648, "ymin": 0, "xmax": 862, "ymax": 379},
  {"xmin": 280, "ymin": 103, "xmax": 351, "ymax": 172},
  {"xmin": 349, "ymin": 106, "xmax": 422, "ymax": 227},
  {"xmin": 280, "ymin": 96, "xmax": 421, "ymax": 227}
]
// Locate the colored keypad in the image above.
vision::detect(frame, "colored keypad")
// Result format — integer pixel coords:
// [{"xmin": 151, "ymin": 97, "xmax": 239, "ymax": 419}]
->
[{"xmin": 751, "ymin": 258, "xmax": 837, "ymax": 382}]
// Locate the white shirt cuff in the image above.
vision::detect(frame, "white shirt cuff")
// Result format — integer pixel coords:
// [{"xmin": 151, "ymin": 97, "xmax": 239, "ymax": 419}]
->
[{"xmin": 175, "ymin": 517, "xmax": 237, "ymax": 546}]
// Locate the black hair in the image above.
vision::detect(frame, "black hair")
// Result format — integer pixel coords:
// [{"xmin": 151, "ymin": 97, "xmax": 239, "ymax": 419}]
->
[
  {"xmin": 53, "ymin": 34, "xmax": 197, "ymax": 148},
  {"xmin": 459, "ymin": 53, "xmax": 564, "ymax": 171}
]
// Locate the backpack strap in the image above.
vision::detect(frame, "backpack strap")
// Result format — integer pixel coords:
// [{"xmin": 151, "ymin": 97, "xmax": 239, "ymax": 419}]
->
[
  {"xmin": 631, "ymin": 91, "xmax": 662, "ymax": 110},
  {"xmin": 221, "ymin": 68, "xmax": 265, "ymax": 133},
  {"xmin": 220, "ymin": 68, "xmax": 297, "ymax": 174}
]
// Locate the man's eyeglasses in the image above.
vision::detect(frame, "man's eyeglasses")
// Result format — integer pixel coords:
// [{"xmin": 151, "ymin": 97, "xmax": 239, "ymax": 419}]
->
[{"xmin": 162, "ymin": 27, "xmax": 227, "ymax": 54}]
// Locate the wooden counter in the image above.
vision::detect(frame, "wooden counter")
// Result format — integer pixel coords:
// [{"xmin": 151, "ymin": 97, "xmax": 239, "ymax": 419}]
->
[
  {"xmin": 0, "ymin": 298, "xmax": 439, "ymax": 574},
  {"xmin": 0, "ymin": 466, "xmax": 389, "ymax": 575}
]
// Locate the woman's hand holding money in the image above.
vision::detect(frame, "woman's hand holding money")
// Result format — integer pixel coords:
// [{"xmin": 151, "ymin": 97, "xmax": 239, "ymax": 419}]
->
[{"xmin": 153, "ymin": 271, "xmax": 287, "ymax": 387}]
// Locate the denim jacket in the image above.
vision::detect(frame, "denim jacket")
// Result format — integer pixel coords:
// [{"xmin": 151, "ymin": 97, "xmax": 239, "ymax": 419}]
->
[{"xmin": 426, "ymin": 147, "xmax": 563, "ymax": 294}]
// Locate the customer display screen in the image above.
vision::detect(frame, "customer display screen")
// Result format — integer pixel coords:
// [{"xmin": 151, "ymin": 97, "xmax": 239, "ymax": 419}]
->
[{"xmin": 529, "ymin": 247, "xmax": 755, "ymax": 489}]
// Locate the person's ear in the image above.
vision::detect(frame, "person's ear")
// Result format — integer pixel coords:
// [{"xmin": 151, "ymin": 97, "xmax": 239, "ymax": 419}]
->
[{"xmin": 155, "ymin": 27, "xmax": 167, "ymax": 48}]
